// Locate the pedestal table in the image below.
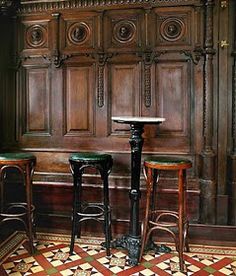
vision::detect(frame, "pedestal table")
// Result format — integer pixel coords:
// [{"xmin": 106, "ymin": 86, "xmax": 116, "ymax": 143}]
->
[{"xmin": 111, "ymin": 116, "xmax": 165, "ymax": 265}]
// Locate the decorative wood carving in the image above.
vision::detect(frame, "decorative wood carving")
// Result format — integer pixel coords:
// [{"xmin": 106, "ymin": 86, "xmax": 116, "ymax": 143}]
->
[
  {"xmin": 26, "ymin": 24, "xmax": 47, "ymax": 48},
  {"xmin": 68, "ymin": 22, "xmax": 91, "ymax": 45},
  {"xmin": 19, "ymin": 1, "xmax": 200, "ymax": 14},
  {"xmin": 104, "ymin": 10, "xmax": 143, "ymax": 52},
  {"xmin": 180, "ymin": 46, "xmax": 203, "ymax": 64},
  {"xmin": 141, "ymin": 51, "xmax": 157, "ymax": 108},
  {"xmin": 113, "ymin": 20, "xmax": 136, "ymax": 44},
  {"xmin": 200, "ymin": 0, "xmax": 216, "ymax": 224},
  {"xmin": 96, "ymin": 53, "xmax": 113, "ymax": 108},
  {"xmin": 154, "ymin": 7, "xmax": 193, "ymax": 48}
]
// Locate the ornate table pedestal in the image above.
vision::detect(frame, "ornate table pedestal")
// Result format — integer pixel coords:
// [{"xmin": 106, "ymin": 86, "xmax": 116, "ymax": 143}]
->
[{"xmin": 111, "ymin": 116, "xmax": 165, "ymax": 265}]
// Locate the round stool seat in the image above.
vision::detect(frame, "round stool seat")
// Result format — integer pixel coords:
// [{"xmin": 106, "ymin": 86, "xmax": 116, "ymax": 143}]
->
[
  {"xmin": 0, "ymin": 153, "xmax": 36, "ymax": 164},
  {"xmin": 144, "ymin": 157, "xmax": 192, "ymax": 170},
  {"xmin": 0, "ymin": 152, "xmax": 36, "ymax": 254},
  {"xmin": 140, "ymin": 156, "xmax": 192, "ymax": 272},
  {"xmin": 69, "ymin": 152, "xmax": 113, "ymax": 256},
  {"xmin": 70, "ymin": 152, "xmax": 112, "ymax": 163}
]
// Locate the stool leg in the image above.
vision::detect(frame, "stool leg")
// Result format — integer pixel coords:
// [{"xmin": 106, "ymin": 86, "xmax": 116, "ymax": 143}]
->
[
  {"xmin": 139, "ymin": 167, "xmax": 153, "ymax": 262},
  {"xmin": 183, "ymin": 169, "xmax": 190, "ymax": 252},
  {"xmin": 70, "ymin": 169, "xmax": 82, "ymax": 255},
  {"xmin": 0, "ymin": 168, "xmax": 4, "ymax": 213},
  {"xmin": 102, "ymin": 169, "xmax": 111, "ymax": 256},
  {"xmin": 147, "ymin": 169, "xmax": 158, "ymax": 247},
  {"xmin": 25, "ymin": 163, "xmax": 34, "ymax": 254},
  {"xmin": 178, "ymin": 169, "xmax": 185, "ymax": 272}
]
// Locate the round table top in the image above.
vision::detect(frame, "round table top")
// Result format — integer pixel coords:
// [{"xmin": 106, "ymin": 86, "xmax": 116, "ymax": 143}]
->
[{"xmin": 112, "ymin": 116, "xmax": 165, "ymax": 124}]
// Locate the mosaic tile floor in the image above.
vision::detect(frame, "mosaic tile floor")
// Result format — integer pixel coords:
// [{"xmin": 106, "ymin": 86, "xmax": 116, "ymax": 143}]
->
[{"xmin": 0, "ymin": 232, "xmax": 236, "ymax": 275}]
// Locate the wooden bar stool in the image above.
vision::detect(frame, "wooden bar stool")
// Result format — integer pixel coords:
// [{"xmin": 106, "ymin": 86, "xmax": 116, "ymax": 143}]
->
[
  {"xmin": 69, "ymin": 152, "xmax": 113, "ymax": 256},
  {"xmin": 139, "ymin": 157, "xmax": 192, "ymax": 272},
  {"xmin": 0, "ymin": 152, "xmax": 36, "ymax": 254}
]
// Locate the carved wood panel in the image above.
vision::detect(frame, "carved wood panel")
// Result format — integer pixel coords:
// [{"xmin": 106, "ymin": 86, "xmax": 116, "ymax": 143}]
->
[
  {"xmin": 23, "ymin": 67, "xmax": 50, "ymax": 135},
  {"xmin": 153, "ymin": 7, "xmax": 196, "ymax": 50},
  {"xmin": 61, "ymin": 12, "xmax": 99, "ymax": 54},
  {"xmin": 104, "ymin": 9, "xmax": 144, "ymax": 52},
  {"xmin": 156, "ymin": 61, "xmax": 189, "ymax": 137},
  {"xmin": 21, "ymin": 16, "xmax": 51, "ymax": 57},
  {"xmin": 63, "ymin": 64, "xmax": 95, "ymax": 136},
  {"xmin": 109, "ymin": 62, "xmax": 141, "ymax": 134}
]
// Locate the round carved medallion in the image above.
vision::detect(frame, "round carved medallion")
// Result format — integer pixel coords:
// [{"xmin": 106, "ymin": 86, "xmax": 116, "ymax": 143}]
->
[
  {"xmin": 113, "ymin": 20, "xmax": 136, "ymax": 43},
  {"xmin": 160, "ymin": 18, "xmax": 185, "ymax": 42},
  {"xmin": 26, "ymin": 25, "xmax": 46, "ymax": 48},
  {"xmin": 68, "ymin": 22, "xmax": 90, "ymax": 45}
]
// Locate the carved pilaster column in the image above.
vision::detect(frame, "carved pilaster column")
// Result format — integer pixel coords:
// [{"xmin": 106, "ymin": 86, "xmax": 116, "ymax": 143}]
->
[
  {"xmin": 96, "ymin": 52, "xmax": 113, "ymax": 108},
  {"xmin": 199, "ymin": 0, "xmax": 216, "ymax": 224},
  {"xmin": 229, "ymin": 4, "xmax": 236, "ymax": 225}
]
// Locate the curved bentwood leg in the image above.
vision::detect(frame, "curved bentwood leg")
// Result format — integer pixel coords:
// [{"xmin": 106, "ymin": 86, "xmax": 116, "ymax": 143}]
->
[{"xmin": 141, "ymin": 168, "xmax": 171, "ymax": 255}]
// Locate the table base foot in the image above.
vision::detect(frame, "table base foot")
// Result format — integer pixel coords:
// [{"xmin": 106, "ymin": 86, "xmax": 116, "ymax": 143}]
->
[
  {"xmin": 145, "ymin": 240, "xmax": 171, "ymax": 254},
  {"xmin": 112, "ymin": 235, "xmax": 141, "ymax": 266}
]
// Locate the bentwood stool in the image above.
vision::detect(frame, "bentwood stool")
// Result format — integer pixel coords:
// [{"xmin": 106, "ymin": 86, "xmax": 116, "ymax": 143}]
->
[
  {"xmin": 69, "ymin": 152, "xmax": 113, "ymax": 256},
  {"xmin": 139, "ymin": 157, "xmax": 192, "ymax": 272},
  {"xmin": 0, "ymin": 152, "xmax": 36, "ymax": 254}
]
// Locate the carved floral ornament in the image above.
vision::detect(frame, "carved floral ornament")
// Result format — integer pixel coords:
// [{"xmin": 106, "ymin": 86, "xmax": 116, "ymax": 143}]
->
[
  {"xmin": 113, "ymin": 20, "xmax": 136, "ymax": 44},
  {"xmin": 160, "ymin": 17, "xmax": 185, "ymax": 42},
  {"xmin": 26, "ymin": 25, "xmax": 47, "ymax": 48},
  {"xmin": 68, "ymin": 22, "xmax": 91, "ymax": 45}
]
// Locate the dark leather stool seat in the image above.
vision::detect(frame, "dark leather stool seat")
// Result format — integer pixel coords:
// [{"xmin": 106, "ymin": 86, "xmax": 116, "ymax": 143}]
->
[
  {"xmin": 139, "ymin": 156, "xmax": 192, "ymax": 272},
  {"xmin": 0, "ymin": 152, "xmax": 36, "ymax": 253},
  {"xmin": 69, "ymin": 152, "xmax": 113, "ymax": 256}
]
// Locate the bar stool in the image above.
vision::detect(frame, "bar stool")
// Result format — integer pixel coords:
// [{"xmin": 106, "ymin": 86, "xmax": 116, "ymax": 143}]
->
[
  {"xmin": 139, "ymin": 157, "xmax": 192, "ymax": 272},
  {"xmin": 0, "ymin": 152, "xmax": 36, "ymax": 254},
  {"xmin": 69, "ymin": 152, "xmax": 113, "ymax": 256}
]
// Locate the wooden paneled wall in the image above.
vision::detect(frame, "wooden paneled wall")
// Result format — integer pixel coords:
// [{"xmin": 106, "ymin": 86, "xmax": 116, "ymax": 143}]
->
[{"xmin": 0, "ymin": 0, "xmax": 235, "ymax": 237}]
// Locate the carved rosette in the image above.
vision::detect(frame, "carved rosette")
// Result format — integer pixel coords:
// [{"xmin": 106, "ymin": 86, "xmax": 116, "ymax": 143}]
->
[
  {"xmin": 67, "ymin": 22, "xmax": 91, "ymax": 45},
  {"xmin": 160, "ymin": 17, "xmax": 185, "ymax": 42},
  {"xmin": 26, "ymin": 25, "xmax": 47, "ymax": 48},
  {"xmin": 113, "ymin": 20, "xmax": 136, "ymax": 44}
]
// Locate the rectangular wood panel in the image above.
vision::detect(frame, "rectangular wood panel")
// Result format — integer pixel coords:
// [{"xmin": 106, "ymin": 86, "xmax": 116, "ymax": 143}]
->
[
  {"xmin": 110, "ymin": 63, "xmax": 140, "ymax": 133},
  {"xmin": 25, "ymin": 68, "xmax": 50, "ymax": 134},
  {"xmin": 64, "ymin": 65, "xmax": 94, "ymax": 136},
  {"xmin": 156, "ymin": 62, "xmax": 189, "ymax": 137}
]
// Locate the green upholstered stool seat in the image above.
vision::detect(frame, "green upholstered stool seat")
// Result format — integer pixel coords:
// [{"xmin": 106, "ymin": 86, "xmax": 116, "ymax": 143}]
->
[
  {"xmin": 69, "ymin": 152, "xmax": 112, "ymax": 162},
  {"xmin": 0, "ymin": 152, "xmax": 36, "ymax": 162},
  {"xmin": 69, "ymin": 152, "xmax": 113, "ymax": 256}
]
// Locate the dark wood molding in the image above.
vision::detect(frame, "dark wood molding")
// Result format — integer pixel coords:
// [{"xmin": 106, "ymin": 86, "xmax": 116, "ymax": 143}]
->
[
  {"xmin": 229, "ymin": 3, "xmax": 236, "ymax": 224},
  {"xmin": 199, "ymin": 0, "xmax": 216, "ymax": 224},
  {"xmin": 19, "ymin": 0, "xmax": 202, "ymax": 15}
]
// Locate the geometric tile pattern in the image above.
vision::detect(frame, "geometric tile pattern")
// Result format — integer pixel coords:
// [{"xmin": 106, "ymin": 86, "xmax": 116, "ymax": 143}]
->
[{"xmin": 1, "ymin": 232, "xmax": 236, "ymax": 275}]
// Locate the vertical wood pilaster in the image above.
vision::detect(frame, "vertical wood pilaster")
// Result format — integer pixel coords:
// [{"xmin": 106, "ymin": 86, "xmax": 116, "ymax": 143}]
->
[
  {"xmin": 229, "ymin": 3, "xmax": 236, "ymax": 225},
  {"xmin": 199, "ymin": 0, "xmax": 216, "ymax": 224}
]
